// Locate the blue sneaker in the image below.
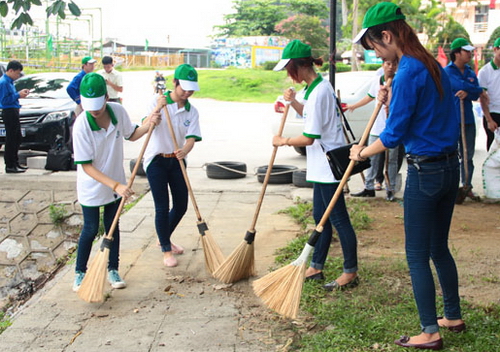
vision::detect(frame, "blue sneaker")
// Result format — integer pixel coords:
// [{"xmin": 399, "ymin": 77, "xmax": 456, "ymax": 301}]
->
[
  {"xmin": 108, "ymin": 269, "xmax": 126, "ymax": 289},
  {"xmin": 73, "ymin": 271, "xmax": 85, "ymax": 292}
]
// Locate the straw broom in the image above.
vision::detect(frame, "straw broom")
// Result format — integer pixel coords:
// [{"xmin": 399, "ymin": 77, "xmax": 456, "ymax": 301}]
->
[
  {"xmin": 213, "ymin": 103, "xmax": 291, "ymax": 283},
  {"xmin": 162, "ymin": 106, "xmax": 224, "ymax": 274},
  {"xmin": 78, "ymin": 120, "xmax": 156, "ymax": 303},
  {"xmin": 253, "ymin": 79, "xmax": 392, "ymax": 319}
]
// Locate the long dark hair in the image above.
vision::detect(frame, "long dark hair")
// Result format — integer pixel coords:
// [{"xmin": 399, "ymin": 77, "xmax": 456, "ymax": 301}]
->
[
  {"xmin": 286, "ymin": 57, "xmax": 323, "ymax": 82},
  {"xmin": 360, "ymin": 19, "xmax": 444, "ymax": 98}
]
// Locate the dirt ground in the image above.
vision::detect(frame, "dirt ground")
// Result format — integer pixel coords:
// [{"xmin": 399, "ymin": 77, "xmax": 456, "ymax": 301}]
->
[{"xmin": 358, "ymin": 197, "xmax": 500, "ymax": 307}]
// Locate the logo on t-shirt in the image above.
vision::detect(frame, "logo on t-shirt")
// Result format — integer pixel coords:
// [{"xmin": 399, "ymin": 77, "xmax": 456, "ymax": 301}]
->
[{"xmin": 184, "ymin": 120, "xmax": 191, "ymax": 127}]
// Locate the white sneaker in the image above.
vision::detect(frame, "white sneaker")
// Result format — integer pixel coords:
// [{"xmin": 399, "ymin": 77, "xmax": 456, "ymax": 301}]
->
[
  {"xmin": 108, "ymin": 269, "xmax": 126, "ymax": 289},
  {"xmin": 73, "ymin": 271, "xmax": 85, "ymax": 292}
]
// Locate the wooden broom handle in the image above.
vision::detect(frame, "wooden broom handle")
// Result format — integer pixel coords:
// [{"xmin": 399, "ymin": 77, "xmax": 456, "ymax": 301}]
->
[
  {"xmin": 249, "ymin": 103, "xmax": 291, "ymax": 231},
  {"xmin": 105, "ymin": 115, "xmax": 157, "ymax": 240},
  {"xmin": 162, "ymin": 105, "xmax": 203, "ymax": 222},
  {"xmin": 315, "ymin": 78, "xmax": 392, "ymax": 232}
]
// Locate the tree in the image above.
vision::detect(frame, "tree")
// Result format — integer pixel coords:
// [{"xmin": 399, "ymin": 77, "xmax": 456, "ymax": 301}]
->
[
  {"xmin": 287, "ymin": 0, "xmax": 329, "ymax": 18},
  {"xmin": 214, "ymin": 0, "xmax": 328, "ymax": 38},
  {"xmin": 0, "ymin": 0, "xmax": 80, "ymax": 29},
  {"xmin": 214, "ymin": 0, "xmax": 287, "ymax": 37},
  {"xmin": 275, "ymin": 14, "xmax": 329, "ymax": 57},
  {"xmin": 433, "ymin": 17, "xmax": 470, "ymax": 51}
]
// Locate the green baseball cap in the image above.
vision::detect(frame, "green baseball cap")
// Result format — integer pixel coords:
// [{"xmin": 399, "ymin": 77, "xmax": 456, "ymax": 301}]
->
[
  {"xmin": 174, "ymin": 64, "xmax": 199, "ymax": 91},
  {"xmin": 494, "ymin": 38, "xmax": 500, "ymax": 48},
  {"xmin": 273, "ymin": 40, "xmax": 312, "ymax": 71},
  {"xmin": 80, "ymin": 73, "xmax": 107, "ymax": 111},
  {"xmin": 450, "ymin": 38, "xmax": 475, "ymax": 51},
  {"xmin": 82, "ymin": 56, "xmax": 97, "ymax": 65},
  {"xmin": 353, "ymin": 2, "xmax": 406, "ymax": 44}
]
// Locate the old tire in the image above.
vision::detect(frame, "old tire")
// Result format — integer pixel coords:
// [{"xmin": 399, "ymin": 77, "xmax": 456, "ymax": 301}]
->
[
  {"xmin": 130, "ymin": 158, "xmax": 146, "ymax": 176},
  {"xmin": 293, "ymin": 168, "xmax": 312, "ymax": 188},
  {"xmin": 206, "ymin": 161, "xmax": 247, "ymax": 179},
  {"xmin": 293, "ymin": 146, "xmax": 307, "ymax": 156},
  {"xmin": 257, "ymin": 164, "xmax": 298, "ymax": 184}
]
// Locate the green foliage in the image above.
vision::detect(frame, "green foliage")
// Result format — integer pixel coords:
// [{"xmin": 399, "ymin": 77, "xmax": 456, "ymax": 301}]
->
[
  {"xmin": 275, "ymin": 14, "xmax": 329, "ymax": 59},
  {"xmin": 180, "ymin": 68, "xmax": 299, "ymax": 103},
  {"xmin": 433, "ymin": 17, "xmax": 470, "ymax": 52},
  {"xmin": 334, "ymin": 63, "xmax": 351, "ymax": 72},
  {"xmin": 288, "ymin": 0, "xmax": 328, "ymax": 18},
  {"xmin": 279, "ymin": 198, "xmax": 314, "ymax": 230},
  {"xmin": 0, "ymin": 311, "xmax": 12, "ymax": 334},
  {"xmin": 214, "ymin": 0, "xmax": 287, "ymax": 37},
  {"xmin": 275, "ymin": 197, "xmax": 500, "ymax": 352},
  {"xmin": 49, "ymin": 204, "xmax": 68, "ymax": 225},
  {"xmin": 1, "ymin": 0, "xmax": 80, "ymax": 29},
  {"xmin": 360, "ymin": 63, "xmax": 382, "ymax": 71},
  {"xmin": 261, "ymin": 61, "xmax": 279, "ymax": 70}
]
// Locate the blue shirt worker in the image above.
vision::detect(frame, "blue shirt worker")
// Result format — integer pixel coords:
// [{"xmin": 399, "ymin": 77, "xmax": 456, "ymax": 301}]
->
[
  {"xmin": 350, "ymin": 3, "xmax": 463, "ymax": 349},
  {"xmin": 66, "ymin": 56, "xmax": 96, "ymax": 116},
  {"xmin": 0, "ymin": 60, "xmax": 30, "ymax": 173},
  {"xmin": 444, "ymin": 38, "xmax": 483, "ymax": 200}
]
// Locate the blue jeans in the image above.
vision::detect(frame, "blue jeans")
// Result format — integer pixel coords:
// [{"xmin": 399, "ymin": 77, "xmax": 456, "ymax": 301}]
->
[
  {"xmin": 76, "ymin": 199, "xmax": 121, "ymax": 273},
  {"xmin": 310, "ymin": 183, "xmax": 358, "ymax": 273},
  {"xmin": 404, "ymin": 155, "xmax": 461, "ymax": 333},
  {"xmin": 147, "ymin": 155, "xmax": 188, "ymax": 252},
  {"xmin": 458, "ymin": 123, "xmax": 475, "ymax": 187}
]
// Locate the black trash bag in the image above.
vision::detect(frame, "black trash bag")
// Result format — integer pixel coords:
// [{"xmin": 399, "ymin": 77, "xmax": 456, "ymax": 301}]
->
[
  {"xmin": 45, "ymin": 135, "xmax": 73, "ymax": 171},
  {"xmin": 326, "ymin": 143, "xmax": 371, "ymax": 180}
]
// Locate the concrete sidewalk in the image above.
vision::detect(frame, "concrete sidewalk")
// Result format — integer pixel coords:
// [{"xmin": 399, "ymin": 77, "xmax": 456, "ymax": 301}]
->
[{"xmin": 0, "ymin": 181, "xmax": 308, "ymax": 351}]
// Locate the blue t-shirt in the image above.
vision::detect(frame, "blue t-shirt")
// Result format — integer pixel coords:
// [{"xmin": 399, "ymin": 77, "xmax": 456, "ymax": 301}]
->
[
  {"xmin": 0, "ymin": 74, "xmax": 21, "ymax": 109},
  {"xmin": 379, "ymin": 55, "xmax": 459, "ymax": 156},
  {"xmin": 443, "ymin": 62, "xmax": 482, "ymax": 125},
  {"xmin": 66, "ymin": 70, "xmax": 86, "ymax": 105}
]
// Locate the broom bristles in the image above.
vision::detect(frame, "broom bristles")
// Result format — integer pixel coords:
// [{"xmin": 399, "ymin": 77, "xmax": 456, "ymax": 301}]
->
[
  {"xmin": 200, "ymin": 228, "xmax": 225, "ymax": 274},
  {"xmin": 213, "ymin": 240, "xmax": 255, "ymax": 283},
  {"xmin": 77, "ymin": 247, "xmax": 109, "ymax": 303},
  {"xmin": 252, "ymin": 262, "xmax": 306, "ymax": 319}
]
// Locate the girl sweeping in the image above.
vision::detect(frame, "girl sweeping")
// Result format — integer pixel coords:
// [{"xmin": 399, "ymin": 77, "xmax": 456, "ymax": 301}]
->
[
  {"xmin": 272, "ymin": 40, "xmax": 359, "ymax": 291},
  {"xmin": 143, "ymin": 64, "xmax": 202, "ymax": 268},
  {"xmin": 72, "ymin": 73, "xmax": 160, "ymax": 292},
  {"xmin": 350, "ymin": 3, "xmax": 464, "ymax": 350}
]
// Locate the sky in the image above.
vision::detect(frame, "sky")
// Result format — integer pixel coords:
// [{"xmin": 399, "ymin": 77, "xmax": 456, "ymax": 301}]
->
[{"xmin": 24, "ymin": 0, "xmax": 236, "ymax": 48}]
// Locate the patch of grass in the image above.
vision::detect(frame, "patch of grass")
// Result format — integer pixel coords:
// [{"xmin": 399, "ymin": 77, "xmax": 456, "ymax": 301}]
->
[
  {"xmin": 279, "ymin": 197, "xmax": 314, "ymax": 231},
  {"xmin": 274, "ymin": 198, "xmax": 500, "ymax": 352},
  {"xmin": 0, "ymin": 311, "xmax": 12, "ymax": 334},
  {"xmin": 49, "ymin": 204, "xmax": 68, "ymax": 225},
  {"xmin": 185, "ymin": 68, "xmax": 300, "ymax": 103}
]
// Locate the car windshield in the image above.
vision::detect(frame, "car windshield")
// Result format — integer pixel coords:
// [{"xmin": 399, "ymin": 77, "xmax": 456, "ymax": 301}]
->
[
  {"xmin": 15, "ymin": 76, "xmax": 71, "ymax": 99},
  {"xmin": 335, "ymin": 72, "xmax": 376, "ymax": 96}
]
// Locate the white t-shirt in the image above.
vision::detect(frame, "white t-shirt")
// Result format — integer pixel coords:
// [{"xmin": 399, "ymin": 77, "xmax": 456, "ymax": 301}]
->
[
  {"xmin": 368, "ymin": 75, "xmax": 388, "ymax": 136},
  {"xmin": 143, "ymin": 92, "xmax": 202, "ymax": 170},
  {"xmin": 73, "ymin": 103, "xmax": 137, "ymax": 207},
  {"xmin": 97, "ymin": 68, "xmax": 123, "ymax": 100},
  {"xmin": 302, "ymin": 75, "xmax": 345, "ymax": 183},
  {"xmin": 478, "ymin": 61, "xmax": 500, "ymax": 114}
]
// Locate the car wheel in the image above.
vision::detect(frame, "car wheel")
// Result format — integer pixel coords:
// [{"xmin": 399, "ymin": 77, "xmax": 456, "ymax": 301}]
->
[
  {"xmin": 292, "ymin": 168, "xmax": 312, "ymax": 188},
  {"xmin": 257, "ymin": 165, "xmax": 298, "ymax": 184},
  {"xmin": 130, "ymin": 158, "xmax": 146, "ymax": 176},
  {"xmin": 293, "ymin": 146, "xmax": 306, "ymax": 156},
  {"xmin": 206, "ymin": 161, "xmax": 247, "ymax": 179}
]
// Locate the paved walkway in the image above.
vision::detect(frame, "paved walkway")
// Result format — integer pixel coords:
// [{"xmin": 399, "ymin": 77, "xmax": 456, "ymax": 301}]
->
[{"xmin": 0, "ymin": 163, "xmax": 310, "ymax": 351}]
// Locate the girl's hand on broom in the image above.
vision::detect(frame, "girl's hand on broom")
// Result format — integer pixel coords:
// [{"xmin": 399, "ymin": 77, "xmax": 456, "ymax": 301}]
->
[{"xmin": 114, "ymin": 183, "xmax": 135, "ymax": 199}]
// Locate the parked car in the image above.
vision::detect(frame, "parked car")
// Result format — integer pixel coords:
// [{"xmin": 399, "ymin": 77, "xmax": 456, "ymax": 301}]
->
[
  {"xmin": 0, "ymin": 72, "xmax": 77, "ymax": 152},
  {"xmin": 273, "ymin": 71, "xmax": 379, "ymax": 155},
  {"xmin": 0, "ymin": 62, "xmax": 7, "ymax": 78}
]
